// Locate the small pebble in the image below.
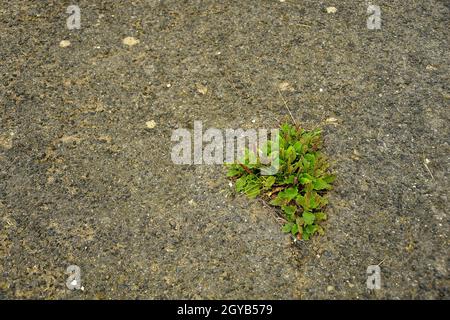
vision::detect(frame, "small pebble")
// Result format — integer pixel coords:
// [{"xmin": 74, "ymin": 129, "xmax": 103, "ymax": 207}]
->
[
  {"xmin": 0, "ymin": 134, "xmax": 12, "ymax": 149},
  {"xmin": 122, "ymin": 36, "xmax": 140, "ymax": 46},
  {"xmin": 326, "ymin": 7, "xmax": 337, "ymax": 14},
  {"xmin": 59, "ymin": 40, "xmax": 71, "ymax": 48},
  {"xmin": 325, "ymin": 117, "xmax": 338, "ymax": 124},
  {"xmin": 196, "ymin": 83, "xmax": 208, "ymax": 95},
  {"xmin": 278, "ymin": 81, "xmax": 292, "ymax": 92},
  {"xmin": 146, "ymin": 120, "xmax": 156, "ymax": 129}
]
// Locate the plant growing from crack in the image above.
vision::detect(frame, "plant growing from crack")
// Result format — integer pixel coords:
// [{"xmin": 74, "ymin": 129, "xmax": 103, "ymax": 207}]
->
[{"xmin": 226, "ymin": 123, "xmax": 335, "ymax": 241}]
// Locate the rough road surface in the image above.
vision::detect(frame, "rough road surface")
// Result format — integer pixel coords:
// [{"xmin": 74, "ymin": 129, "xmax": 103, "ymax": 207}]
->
[{"xmin": 0, "ymin": 0, "xmax": 448, "ymax": 299}]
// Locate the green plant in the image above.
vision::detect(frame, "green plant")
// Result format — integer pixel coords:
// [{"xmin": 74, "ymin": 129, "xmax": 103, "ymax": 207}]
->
[{"xmin": 226, "ymin": 123, "xmax": 335, "ymax": 241}]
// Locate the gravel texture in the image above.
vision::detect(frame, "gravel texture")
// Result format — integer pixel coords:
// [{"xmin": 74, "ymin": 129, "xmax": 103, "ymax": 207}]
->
[{"xmin": 0, "ymin": 0, "xmax": 448, "ymax": 299}]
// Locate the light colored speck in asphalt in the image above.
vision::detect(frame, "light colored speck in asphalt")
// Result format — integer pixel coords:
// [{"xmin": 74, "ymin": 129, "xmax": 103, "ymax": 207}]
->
[
  {"xmin": 326, "ymin": 7, "xmax": 337, "ymax": 14},
  {"xmin": 59, "ymin": 40, "xmax": 71, "ymax": 48},
  {"xmin": 278, "ymin": 81, "xmax": 292, "ymax": 92},
  {"xmin": 146, "ymin": 120, "xmax": 156, "ymax": 129},
  {"xmin": 0, "ymin": 134, "xmax": 12, "ymax": 149},
  {"xmin": 196, "ymin": 83, "xmax": 208, "ymax": 95},
  {"xmin": 325, "ymin": 117, "xmax": 339, "ymax": 124},
  {"xmin": 122, "ymin": 36, "xmax": 140, "ymax": 46}
]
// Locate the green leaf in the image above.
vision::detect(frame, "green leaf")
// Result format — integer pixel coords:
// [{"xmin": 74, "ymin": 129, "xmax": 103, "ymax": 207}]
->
[
  {"xmin": 305, "ymin": 224, "xmax": 318, "ymax": 235},
  {"xmin": 317, "ymin": 225, "xmax": 325, "ymax": 235},
  {"xmin": 281, "ymin": 123, "xmax": 291, "ymax": 135},
  {"xmin": 281, "ymin": 205, "xmax": 296, "ymax": 219},
  {"xmin": 302, "ymin": 211, "xmax": 315, "ymax": 225},
  {"xmin": 278, "ymin": 187, "xmax": 298, "ymax": 201},
  {"xmin": 263, "ymin": 176, "xmax": 276, "ymax": 189},
  {"xmin": 244, "ymin": 181, "xmax": 260, "ymax": 199},
  {"xmin": 309, "ymin": 193, "xmax": 318, "ymax": 209},
  {"xmin": 282, "ymin": 222, "xmax": 293, "ymax": 233},
  {"xmin": 225, "ymin": 122, "xmax": 334, "ymax": 242},
  {"xmin": 304, "ymin": 153, "xmax": 316, "ymax": 168},
  {"xmin": 316, "ymin": 195, "xmax": 328, "ymax": 208},
  {"xmin": 286, "ymin": 163, "xmax": 294, "ymax": 174},
  {"xmin": 270, "ymin": 194, "xmax": 285, "ymax": 206},
  {"xmin": 313, "ymin": 178, "xmax": 332, "ymax": 190},
  {"xmin": 323, "ymin": 174, "xmax": 336, "ymax": 184},
  {"xmin": 227, "ymin": 167, "xmax": 242, "ymax": 177},
  {"xmin": 235, "ymin": 176, "xmax": 247, "ymax": 192},
  {"xmin": 293, "ymin": 141, "xmax": 303, "ymax": 155},
  {"xmin": 278, "ymin": 134, "xmax": 286, "ymax": 150},
  {"xmin": 291, "ymin": 223, "xmax": 299, "ymax": 236},
  {"xmin": 282, "ymin": 175, "xmax": 295, "ymax": 185},
  {"xmin": 299, "ymin": 173, "xmax": 313, "ymax": 185},
  {"xmin": 302, "ymin": 157, "xmax": 310, "ymax": 171},
  {"xmin": 315, "ymin": 212, "xmax": 327, "ymax": 221},
  {"xmin": 286, "ymin": 146, "xmax": 296, "ymax": 164},
  {"xmin": 295, "ymin": 194, "xmax": 307, "ymax": 209}
]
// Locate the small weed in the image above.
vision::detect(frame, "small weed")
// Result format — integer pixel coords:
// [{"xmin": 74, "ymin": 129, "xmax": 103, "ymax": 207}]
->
[{"xmin": 226, "ymin": 123, "xmax": 335, "ymax": 241}]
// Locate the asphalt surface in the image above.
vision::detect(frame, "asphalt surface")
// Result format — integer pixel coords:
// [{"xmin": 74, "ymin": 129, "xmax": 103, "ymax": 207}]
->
[{"xmin": 0, "ymin": 0, "xmax": 449, "ymax": 299}]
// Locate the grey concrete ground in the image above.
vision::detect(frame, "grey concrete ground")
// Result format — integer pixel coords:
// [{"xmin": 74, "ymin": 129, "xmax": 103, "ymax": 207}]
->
[{"xmin": 0, "ymin": 0, "xmax": 448, "ymax": 299}]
